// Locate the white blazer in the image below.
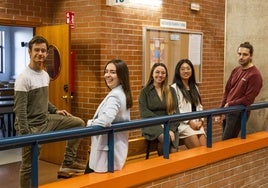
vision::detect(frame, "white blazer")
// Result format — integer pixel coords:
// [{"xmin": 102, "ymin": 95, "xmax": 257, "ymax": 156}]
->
[
  {"xmin": 171, "ymin": 83, "xmax": 203, "ymax": 133},
  {"xmin": 87, "ymin": 85, "xmax": 130, "ymax": 172}
]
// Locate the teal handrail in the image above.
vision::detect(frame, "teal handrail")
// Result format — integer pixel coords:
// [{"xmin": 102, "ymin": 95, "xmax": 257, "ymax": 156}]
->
[{"xmin": 0, "ymin": 102, "xmax": 268, "ymax": 188}]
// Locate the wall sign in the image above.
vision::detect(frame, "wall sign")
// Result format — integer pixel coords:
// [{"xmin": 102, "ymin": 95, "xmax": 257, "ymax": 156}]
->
[
  {"xmin": 106, "ymin": 0, "xmax": 130, "ymax": 6},
  {"xmin": 160, "ymin": 19, "xmax": 187, "ymax": 30},
  {"xmin": 66, "ymin": 12, "xmax": 75, "ymax": 29}
]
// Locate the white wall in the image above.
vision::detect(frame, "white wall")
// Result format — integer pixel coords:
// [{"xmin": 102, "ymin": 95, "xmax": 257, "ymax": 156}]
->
[{"xmin": 225, "ymin": 0, "xmax": 268, "ymax": 132}]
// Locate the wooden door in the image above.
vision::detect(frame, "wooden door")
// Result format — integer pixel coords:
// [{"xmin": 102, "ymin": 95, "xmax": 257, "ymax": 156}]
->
[{"xmin": 36, "ymin": 24, "xmax": 71, "ymax": 164}]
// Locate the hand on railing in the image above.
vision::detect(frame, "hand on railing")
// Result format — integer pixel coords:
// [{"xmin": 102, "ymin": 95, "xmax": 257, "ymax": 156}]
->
[
  {"xmin": 214, "ymin": 115, "xmax": 225, "ymax": 124},
  {"xmin": 189, "ymin": 119, "xmax": 203, "ymax": 130}
]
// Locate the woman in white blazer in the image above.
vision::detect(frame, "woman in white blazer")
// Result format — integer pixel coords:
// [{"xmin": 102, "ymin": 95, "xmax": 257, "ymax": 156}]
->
[
  {"xmin": 85, "ymin": 59, "xmax": 133, "ymax": 173},
  {"xmin": 171, "ymin": 59, "xmax": 206, "ymax": 149}
]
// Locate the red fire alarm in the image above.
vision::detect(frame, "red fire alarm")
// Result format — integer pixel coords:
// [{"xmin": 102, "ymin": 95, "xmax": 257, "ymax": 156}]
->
[{"xmin": 66, "ymin": 12, "xmax": 75, "ymax": 29}]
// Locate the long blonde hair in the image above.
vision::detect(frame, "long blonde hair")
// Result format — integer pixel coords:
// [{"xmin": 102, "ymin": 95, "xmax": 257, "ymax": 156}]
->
[{"xmin": 145, "ymin": 63, "xmax": 176, "ymax": 115}]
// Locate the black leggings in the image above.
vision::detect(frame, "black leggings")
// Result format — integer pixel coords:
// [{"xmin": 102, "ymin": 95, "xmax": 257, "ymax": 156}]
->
[{"xmin": 84, "ymin": 160, "xmax": 94, "ymax": 174}]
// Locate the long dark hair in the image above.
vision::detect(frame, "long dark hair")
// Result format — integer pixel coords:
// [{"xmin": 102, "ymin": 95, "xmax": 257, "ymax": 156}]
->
[
  {"xmin": 104, "ymin": 59, "xmax": 133, "ymax": 109},
  {"xmin": 173, "ymin": 59, "xmax": 201, "ymax": 105}
]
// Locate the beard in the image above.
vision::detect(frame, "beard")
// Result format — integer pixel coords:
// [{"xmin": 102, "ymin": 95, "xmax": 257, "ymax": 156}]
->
[{"xmin": 239, "ymin": 58, "xmax": 252, "ymax": 68}]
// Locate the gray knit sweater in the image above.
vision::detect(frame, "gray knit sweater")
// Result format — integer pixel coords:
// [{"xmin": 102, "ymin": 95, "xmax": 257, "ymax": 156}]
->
[{"xmin": 14, "ymin": 66, "xmax": 57, "ymax": 135}]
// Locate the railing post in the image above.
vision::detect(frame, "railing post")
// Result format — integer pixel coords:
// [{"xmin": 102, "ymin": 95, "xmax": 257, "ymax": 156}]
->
[
  {"xmin": 241, "ymin": 108, "xmax": 247, "ymax": 139},
  {"xmin": 31, "ymin": 141, "xmax": 39, "ymax": 188},
  {"xmin": 107, "ymin": 129, "xmax": 114, "ymax": 172},
  {"xmin": 206, "ymin": 115, "xmax": 212, "ymax": 148},
  {"xmin": 163, "ymin": 121, "xmax": 170, "ymax": 159},
  {"xmin": 1, "ymin": 102, "xmax": 267, "ymax": 185}
]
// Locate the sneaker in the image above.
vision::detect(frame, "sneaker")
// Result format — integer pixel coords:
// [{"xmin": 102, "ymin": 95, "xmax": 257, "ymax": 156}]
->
[{"xmin": 59, "ymin": 161, "xmax": 86, "ymax": 173}]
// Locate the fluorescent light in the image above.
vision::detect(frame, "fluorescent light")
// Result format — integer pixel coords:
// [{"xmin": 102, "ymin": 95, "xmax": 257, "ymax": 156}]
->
[
  {"xmin": 131, "ymin": 0, "xmax": 162, "ymax": 7},
  {"xmin": 106, "ymin": 0, "xmax": 162, "ymax": 7}
]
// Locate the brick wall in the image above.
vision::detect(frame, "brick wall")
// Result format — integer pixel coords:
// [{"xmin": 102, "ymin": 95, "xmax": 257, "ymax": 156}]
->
[
  {"xmin": 51, "ymin": 0, "xmax": 225, "ymax": 135},
  {"xmin": 0, "ymin": 0, "xmax": 225, "ymax": 160},
  {"xmin": 0, "ymin": 0, "xmax": 54, "ymax": 25},
  {"xmin": 138, "ymin": 147, "xmax": 268, "ymax": 187}
]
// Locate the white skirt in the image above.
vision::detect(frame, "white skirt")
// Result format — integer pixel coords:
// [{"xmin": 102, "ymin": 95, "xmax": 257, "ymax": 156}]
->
[{"xmin": 179, "ymin": 126, "xmax": 206, "ymax": 139}]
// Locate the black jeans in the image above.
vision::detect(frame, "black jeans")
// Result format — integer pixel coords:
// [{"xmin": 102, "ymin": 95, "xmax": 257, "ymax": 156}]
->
[{"xmin": 222, "ymin": 112, "xmax": 245, "ymax": 140}]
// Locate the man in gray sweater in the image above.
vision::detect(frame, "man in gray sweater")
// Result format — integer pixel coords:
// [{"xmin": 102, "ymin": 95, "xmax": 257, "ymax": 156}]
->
[{"xmin": 14, "ymin": 36, "xmax": 85, "ymax": 188}]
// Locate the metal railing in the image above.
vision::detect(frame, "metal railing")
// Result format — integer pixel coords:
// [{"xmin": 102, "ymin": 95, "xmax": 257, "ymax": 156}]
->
[{"xmin": 0, "ymin": 101, "xmax": 268, "ymax": 188}]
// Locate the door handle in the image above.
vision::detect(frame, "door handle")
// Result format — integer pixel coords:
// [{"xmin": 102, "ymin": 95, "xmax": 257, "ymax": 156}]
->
[
  {"xmin": 62, "ymin": 95, "xmax": 68, "ymax": 100},
  {"xmin": 61, "ymin": 95, "xmax": 74, "ymax": 100}
]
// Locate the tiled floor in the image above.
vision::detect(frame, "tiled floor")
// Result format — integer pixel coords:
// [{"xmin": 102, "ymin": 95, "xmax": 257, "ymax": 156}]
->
[
  {"xmin": 0, "ymin": 147, "xmax": 65, "ymax": 187},
  {"xmin": 0, "ymin": 158, "xmax": 63, "ymax": 188},
  {"xmin": 0, "ymin": 123, "xmax": 67, "ymax": 187}
]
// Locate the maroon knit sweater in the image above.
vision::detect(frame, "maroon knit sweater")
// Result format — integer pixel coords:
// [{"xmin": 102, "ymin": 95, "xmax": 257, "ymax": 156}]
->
[{"xmin": 221, "ymin": 65, "xmax": 263, "ymax": 107}]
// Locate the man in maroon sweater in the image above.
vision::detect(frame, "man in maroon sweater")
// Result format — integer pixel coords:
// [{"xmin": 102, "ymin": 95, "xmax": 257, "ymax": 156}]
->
[{"xmin": 220, "ymin": 42, "xmax": 263, "ymax": 140}]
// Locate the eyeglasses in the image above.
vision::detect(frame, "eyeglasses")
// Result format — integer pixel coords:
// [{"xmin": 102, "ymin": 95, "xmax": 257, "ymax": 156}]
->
[{"xmin": 180, "ymin": 67, "xmax": 191, "ymax": 71}]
